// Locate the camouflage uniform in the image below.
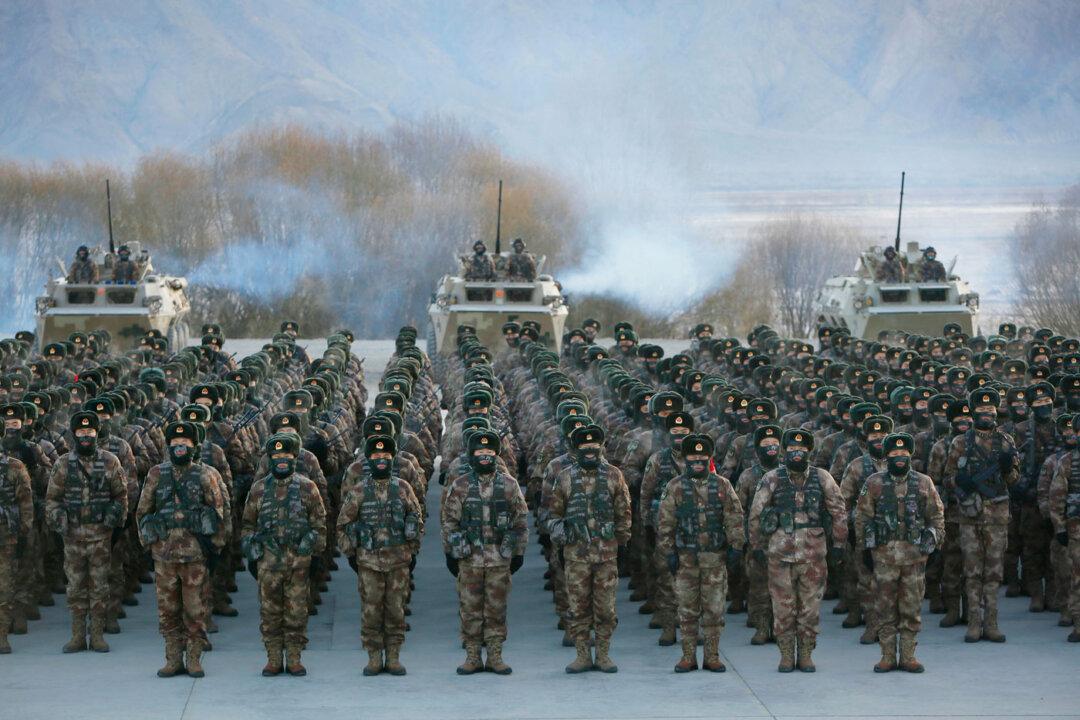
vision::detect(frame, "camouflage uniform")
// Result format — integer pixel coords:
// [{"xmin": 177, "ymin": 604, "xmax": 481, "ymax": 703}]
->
[
  {"xmin": 67, "ymin": 258, "xmax": 99, "ymax": 284},
  {"xmin": 839, "ymin": 452, "xmax": 886, "ymax": 640},
  {"xmin": 0, "ymin": 454, "xmax": 33, "ymax": 652},
  {"xmin": 928, "ymin": 433, "xmax": 966, "ymax": 622},
  {"xmin": 1048, "ymin": 450, "xmax": 1080, "ymax": 639}
]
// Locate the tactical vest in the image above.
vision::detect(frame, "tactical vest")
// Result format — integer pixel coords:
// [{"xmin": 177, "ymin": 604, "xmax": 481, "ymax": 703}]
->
[
  {"xmin": 153, "ymin": 464, "xmax": 218, "ymax": 536},
  {"xmin": 460, "ymin": 470, "xmax": 510, "ymax": 548},
  {"xmin": 761, "ymin": 466, "xmax": 828, "ymax": 535},
  {"xmin": 674, "ymin": 474, "xmax": 727, "ymax": 553},
  {"xmin": 960, "ymin": 429, "xmax": 1007, "ymax": 500},
  {"xmin": 565, "ymin": 463, "xmax": 615, "ymax": 544},
  {"xmin": 868, "ymin": 473, "xmax": 926, "ymax": 546},
  {"xmin": 255, "ymin": 475, "xmax": 312, "ymax": 554},
  {"xmin": 65, "ymin": 453, "xmax": 112, "ymax": 525},
  {"xmin": 859, "ymin": 454, "xmax": 876, "ymax": 495},
  {"xmin": 0, "ymin": 457, "xmax": 18, "ymax": 535},
  {"xmin": 349, "ymin": 477, "xmax": 413, "ymax": 551},
  {"xmin": 1068, "ymin": 450, "xmax": 1080, "ymax": 520},
  {"xmin": 649, "ymin": 448, "xmax": 680, "ymax": 525},
  {"xmin": 1022, "ymin": 418, "xmax": 1054, "ymax": 485}
]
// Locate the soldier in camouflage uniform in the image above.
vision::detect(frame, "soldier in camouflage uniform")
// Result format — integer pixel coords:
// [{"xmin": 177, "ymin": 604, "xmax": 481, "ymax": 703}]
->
[
  {"xmin": 749, "ymin": 429, "xmax": 847, "ymax": 672},
  {"xmin": 45, "ymin": 411, "xmax": 128, "ymax": 653},
  {"xmin": 506, "ymin": 238, "xmax": 537, "ymax": 282},
  {"xmin": 928, "ymin": 397, "xmax": 971, "ymax": 627},
  {"xmin": 66, "ymin": 245, "xmax": 99, "ymax": 283},
  {"xmin": 337, "ymin": 435, "xmax": 423, "ymax": 676},
  {"xmin": 1048, "ymin": 415, "xmax": 1080, "ymax": 642},
  {"xmin": 463, "ymin": 240, "xmax": 497, "ymax": 281},
  {"xmin": 242, "ymin": 433, "xmax": 327, "ymax": 676},
  {"xmin": 942, "ymin": 389, "xmax": 1019, "ymax": 643},
  {"xmin": 657, "ymin": 433, "xmax": 745, "ymax": 672},
  {"xmin": 545, "ymin": 425, "xmax": 632, "ymax": 673},
  {"xmin": 855, "ymin": 433, "xmax": 945, "ymax": 672},
  {"xmin": 136, "ymin": 421, "xmax": 228, "ymax": 677},
  {"xmin": 739, "ymin": 424, "xmax": 782, "ymax": 645},
  {"xmin": 0, "ymin": 408, "xmax": 33, "ymax": 654},
  {"xmin": 442, "ymin": 430, "xmax": 529, "ymax": 675}
]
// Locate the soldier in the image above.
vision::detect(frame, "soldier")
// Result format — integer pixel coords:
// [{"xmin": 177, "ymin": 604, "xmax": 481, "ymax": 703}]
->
[
  {"xmin": 1012, "ymin": 382, "xmax": 1058, "ymax": 611},
  {"xmin": 855, "ymin": 433, "xmax": 945, "ymax": 672},
  {"xmin": 1048, "ymin": 415, "xmax": 1080, "ymax": 642},
  {"xmin": 0, "ymin": 412, "xmax": 33, "ymax": 654},
  {"xmin": 111, "ymin": 245, "xmax": 140, "ymax": 283},
  {"xmin": 749, "ymin": 429, "xmax": 847, "ymax": 672},
  {"xmin": 463, "ymin": 240, "xmax": 497, "ymax": 281},
  {"xmin": 66, "ymin": 245, "xmax": 100, "ymax": 284},
  {"xmin": 740, "ymin": 424, "xmax": 782, "ymax": 645},
  {"xmin": 242, "ymin": 433, "xmax": 327, "ymax": 676},
  {"xmin": 442, "ymin": 430, "xmax": 528, "ymax": 675},
  {"xmin": 136, "ymin": 421, "xmax": 227, "ymax": 678},
  {"xmin": 545, "ymin": 424, "xmax": 632, "ymax": 673},
  {"xmin": 657, "ymin": 433, "xmax": 745, "ymax": 672},
  {"xmin": 918, "ymin": 246, "xmax": 947, "ymax": 282},
  {"xmin": 875, "ymin": 246, "xmax": 906, "ymax": 283},
  {"xmin": 337, "ymin": 435, "xmax": 423, "ymax": 676},
  {"xmin": 507, "ymin": 238, "xmax": 537, "ymax": 282},
  {"xmin": 45, "ymin": 411, "xmax": 128, "ymax": 653},
  {"xmin": 942, "ymin": 389, "xmax": 1019, "ymax": 643}
]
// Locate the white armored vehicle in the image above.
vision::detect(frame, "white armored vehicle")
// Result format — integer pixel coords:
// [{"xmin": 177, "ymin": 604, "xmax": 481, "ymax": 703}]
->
[{"xmin": 35, "ymin": 241, "xmax": 192, "ymax": 350}]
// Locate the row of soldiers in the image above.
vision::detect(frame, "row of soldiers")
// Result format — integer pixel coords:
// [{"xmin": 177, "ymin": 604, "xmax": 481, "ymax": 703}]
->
[{"xmin": 462, "ymin": 316, "xmax": 1080, "ymax": 675}]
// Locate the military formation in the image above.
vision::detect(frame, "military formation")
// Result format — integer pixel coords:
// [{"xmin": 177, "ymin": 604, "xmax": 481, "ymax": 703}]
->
[{"xmin": 2, "ymin": 282, "xmax": 1079, "ymax": 680}]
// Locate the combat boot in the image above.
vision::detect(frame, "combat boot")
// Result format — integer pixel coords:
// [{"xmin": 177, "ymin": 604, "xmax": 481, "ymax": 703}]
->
[
  {"xmin": 750, "ymin": 616, "xmax": 772, "ymax": 645},
  {"xmin": 37, "ymin": 588, "xmax": 55, "ymax": 607},
  {"xmin": 24, "ymin": 602, "xmax": 41, "ymax": 621},
  {"xmin": 384, "ymin": 645, "xmax": 406, "ymax": 675},
  {"xmin": 702, "ymin": 635, "xmax": 725, "ymax": 672},
  {"xmin": 629, "ymin": 586, "xmax": 647, "ymax": 602},
  {"xmin": 10, "ymin": 606, "xmax": 27, "ymax": 635},
  {"xmin": 457, "ymin": 644, "xmax": 483, "ymax": 675},
  {"xmin": 898, "ymin": 633, "xmax": 924, "ymax": 673},
  {"xmin": 62, "ymin": 612, "xmax": 87, "ymax": 653},
  {"xmin": 285, "ymin": 645, "xmax": 306, "ymax": 676},
  {"xmin": 565, "ymin": 639, "xmax": 592, "ymax": 673},
  {"xmin": 859, "ymin": 623, "xmax": 878, "ymax": 645},
  {"xmin": 593, "ymin": 636, "xmax": 618, "ymax": 673},
  {"xmin": 362, "ymin": 649, "xmax": 383, "ymax": 676},
  {"xmin": 212, "ymin": 601, "xmax": 238, "ymax": 618},
  {"xmin": 776, "ymin": 635, "xmax": 796, "ymax": 673},
  {"xmin": 832, "ymin": 598, "xmax": 848, "ymax": 614},
  {"xmin": 89, "ymin": 616, "xmax": 110, "ymax": 652},
  {"xmin": 674, "ymin": 637, "xmax": 697, "ymax": 673},
  {"xmin": 1005, "ymin": 579, "xmax": 1021, "ymax": 597},
  {"xmin": 104, "ymin": 610, "xmax": 121, "ymax": 635},
  {"xmin": 157, "ymin": 639, "xmax": 186, "ymax": 677},
  {"xmin": 727, "ymin": 598, "xmax": 746, "ymax": 614},
  {"xmin": 841, "ymin": 606, "xmax": 863, "ymax": 629},
  {"xmin": 484, "ymin": 640, "xmax": 512, "ymax": 675},
  {"xmin": 796, "ymin": 635, "xmax": 816, "ymax": 672},
  {"xmin": 658, "ymin": 621, "xmax": 677, "ymax": 646},
  {"xmin": 1068, "ymin": 622, "xmax": 1080, "ymax": 643},
  {"xmin": 638, "ymin": 599, "xmax": 655, "ymax": 615},
  {"xmin": 186, "ymin": 640, "xmax": 205, "ymax": 678},
  {"xmin": 983, "ymin": 606, "xmax": 1006, "ymax": 643},
  {"xmin": 939, "ymin": 598, "xmax": 961, "ymax": 627},
  {"xmin": 873, "ymin": 634, "xmax": 897, "ymax": 673},
  {"xmin": 964, "ymin": 607, "xmax": 983, "ymax": 643},
  {"xmin": 262, "ymin": 643, "xmax": 284, "ymax": 676},
  {"xmin": 0, "ymin": 631, "xmax": 9, "ymax": 654},
  {"xmin": 561, "ymin": 629, "xmax": 574, "ymax": 647},
  {"xmin": 1028, "ymin": 590, "xmax": 1045, "ymax": 613}
]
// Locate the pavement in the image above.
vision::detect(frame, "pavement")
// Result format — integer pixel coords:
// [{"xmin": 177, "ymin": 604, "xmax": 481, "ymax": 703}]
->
[{"xmin": 2, "ymin": 339, "xmax": 1078, "ymax": 720}]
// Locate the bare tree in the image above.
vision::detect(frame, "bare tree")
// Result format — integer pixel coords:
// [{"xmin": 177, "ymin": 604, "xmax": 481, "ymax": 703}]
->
[{"xmin": 1010, "ymin": 184, "xmax": 1080, "ymax": 334}]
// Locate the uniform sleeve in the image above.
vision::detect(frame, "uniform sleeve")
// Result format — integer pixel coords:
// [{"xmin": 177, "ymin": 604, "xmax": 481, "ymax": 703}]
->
[
  {"xmin": 748, "ymin": 474, "xmax": 775, "ymax": 551},
  {"xmin": 1001, "ymin": 434, "xmax": 1020, "ymax": 487},
  {"xmin": 440, "ymin": 478, "xmax": 464, "ymax": 555},
  {"xmin": 720, "ymin": 437, "xmax": 741, "ymax": 478},
  {"xmin": 44, "ymin": 460, "xmax": 67, "ymax": 531},
  {"xmin": 202, "ymin": 468, "xmax": 229, "ymax": 550},
  {"xmin": 853, "ymin": 476, "xmax": 876, "ymax": 549},
  {"xmin": 720, "ymin": 476, "xmax": 746, "ymax": 548},
  {"xmin": 610, "ymin": 467, "xmax": 632, "ymax": 545},
  {"xmin": 639, "ymin": 454, "xmax": 660, "ymax": 525},
  {"xmin": 305, "ymin": 480, "xmax": 328, "ymax": 554},
  {"xmin": 942, "ymin": 435, "xmax": 962, "ymax": 491},
  {"xmin": 820, "ymin": 469, "xmax": 848, "ymax": 545},
  {"xmin": 136, "ymin": 467, "xmax": 160, "ymax": 546},
  {"xmin": 656, "ymin": 481, "xmax": 678, "ymax": 557},
  {"xmin": 13, "ymin": 461, "xmax": 34, "ymax": 537},
  {"xmin": 108, "ymin": 457, "xmax": 130, "ymax": 519},
  {"xmin": 1049, "ymin": 456, "xmax": 1069, "ymax": 534},
  {"xmin": 828, "ymin": 444, "xmax": 848, "ymax": 480},
  {"xmin": 923, "ymin": 475, "xmax": 946, "ymax": 541},
  {"xmin": 401, "ymin": 481, "xmax": 424, "ymax": 553},
  {"xmin": 336, "ymin": 491, "xmax": 359, "ymax": 556},
  {"xmin": 840, "ymin": 461, "xmax": 860, "ymax": 509},
  {"xmin": 507, "ymin": 475, "xmax": 530, "ymax": 556},
  {"xmin": 1037, "ymin": 455, "xmax": 1058, "ymax": 518},
  {"xmin": 240, "ymin": 482, "xmax": 262, "ymax": 541}
]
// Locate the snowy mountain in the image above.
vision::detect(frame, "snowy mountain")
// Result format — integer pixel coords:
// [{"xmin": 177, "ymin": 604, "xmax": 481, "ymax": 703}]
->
[{"xmin": 0, "ymin": 0, "xmax": 1077, "ymax": 185}]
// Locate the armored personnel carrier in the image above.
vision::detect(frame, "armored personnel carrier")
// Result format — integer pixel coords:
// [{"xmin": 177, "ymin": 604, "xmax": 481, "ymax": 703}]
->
[
  {"xmin": 35, "ymin": 241, "xmax": 192, "ymax": 349},
  {"xmin": 813, "ymin": 240, "xmax": 980, "ymax": 339},
  {"xmin": 427, "ymin": 252, "xmax": 569, "ymax": 354}
]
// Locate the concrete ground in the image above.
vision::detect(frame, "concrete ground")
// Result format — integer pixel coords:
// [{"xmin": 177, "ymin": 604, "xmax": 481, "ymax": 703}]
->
[{"xmin": 2, "ymin": 339, "xmax": 1077, "ymax": 719}]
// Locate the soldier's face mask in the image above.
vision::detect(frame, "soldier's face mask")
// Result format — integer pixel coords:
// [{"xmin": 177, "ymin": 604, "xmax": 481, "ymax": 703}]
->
[
  {"xmin": 952, "ymin": 417, "xmax": 971, "ymax": 434},
  {"xmin": 784, "ymin": 448, "xmax": 809, "ymax": 473},
  {"xmin": 669, "ymin": 429, "xmax": 689, "ymax": 452},
  {"xmin": 469, "ymin": 449, "xmax": 496, "ymax": 473},
  {"xmin": 75, "ymin": 433, "xmax": 97, "ymax": 456},
  {"xmin": 912, "ymin": 403, "xmax": 930, "ymax": 427},
  {"xmin": 896, "ymin": 403, "xmax": 913, "ymax": 424},
  {"xmin": 1061, "ymin": 431, "xmax": 1078, "ymax": 448},
  {"xmin": 367, "ymin": 456, "xmax": 392, "ymax": 479},
  {"xmin": 77, "ymin": 250, "xmax": 88, "ymax": 260},
  {"xmin": 169, "ymin": 442, "xmax": 193, "ymax": 466},
  {"xmin": 1067, "ymin": 393, "xmax": 1080, "ymax": 411},
  {"xmin": 757, "ymin": 440, "xmax": 780, "ymax": 468},
  {"xmin": 868, "ymin": 437, "xmax": 885, "ymax": 459},
  {"xmin": 1009, "ymin": 402, "xmax": 1029, "ymax": 421},
  {"xmin": 686, "ymin": 456, "xmax": 709, "ymax": 478},
  {"xmin": 886, "ymin": 453, "xmax": 910, "ymax": 477},
  {"xmin": 575, "ymin": 443, "xmax": 601, "ymax": 470},
  {"xmin": 271, "ymin": 454, "xmax": 296, "ymax": 479},
  {"xmin": 1033, "ymin": 401, "xmax": 1054, "ymax": 421},
  {"xmin": 973, "ymin": 411, "xmax": 996, "ymax": 431}
]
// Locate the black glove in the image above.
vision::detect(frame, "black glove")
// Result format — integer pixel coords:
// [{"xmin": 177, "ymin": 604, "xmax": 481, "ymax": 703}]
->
[
  {"xmin": 726, "ymin": 546, "xmax": 744, "ymax": 568},
  {"xmin": 1057, "ymin": 531, "xmax": 1069, "ymax": 547},
  {"xmin": 445, "ymin": 553, "xmax": 459, "ymax": 577},
  {"xmin": 828, "ymin": 546, "xmax": 845, "ymax": 565},
  {"xmin": 862, "ymin": 548, "xmax": 875, "ymax": 572},
  {"xmin": 348, "ymin": 556, "xmax": 358, "ymax": 573},
  {"xmin": 248, "ymin": 560, "xmax": 259, "ymax": 581},
  {"xmin": 510, "ymin": 555, "xmax": 524, "ymax": 575},
  {"xmin": 666, "ymin": 553, "xmax": 679, "ymax": 575},
  {"xmin": 15, "ymin": 534, "xmax": 27, "ymax": 559},
  {"xmin": 539, "ymin": 533, "xmax": 551, "ymax": 550}
]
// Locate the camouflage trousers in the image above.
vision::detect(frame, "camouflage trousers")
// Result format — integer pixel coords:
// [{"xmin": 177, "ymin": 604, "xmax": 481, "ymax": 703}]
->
[
  {"xmin": 768, "ymin": 557, "xmax": 826, "ymax": 639},
  {"xmin": 1050, "ymin": 540, "xmax": 1071, "ymax": 616},
  {"xmin": 358, "ymin": 565, "xmax": 409, "ymax": 651},
  {"xmin": 843, "ymin": 543, "xmax": 877, "ymax": 621},
  {"xmin": 549, "ymin": 543, "xmax": 569, "ymax": 618},
  {"xmin": 873, "ymin": 557, "xmax": 926, "ymax": 638},
  {"xmin": 650, "ymin": 547, "xmax": 677, "ymax": 626},
  {"xmin": 0, "ymin": 540, "xmax": 14, "ymax": 630},
  {"xmin": 63, "ymin": 536, "xmax": 111, "ymax": 616},
  {"xmin": 155, "ymin": 560, "xmax": 208, "ymax": 643},
  {"xmin": 565, "ymin": 559, "xmax": 618, "ymax": 641},
  {"xmin": 674, "ymin": 560, "xmax": 727, "ymax": 639},
  {"xmin": 15, "ymin": 528, "xmax": 38, "ymax": 609},
  {"xmin": 456, "ymin": 563, "xmax": 511, "ymax": 645},
  {"xmin": 746, "ymin": 553, "xmax": 772, "ymax": 627},
  {"xmin": 257, "ymin": 563, "xmax": 311, "ymax": 650},
  {"xmin": 940, "ymin": 520, "xmax": 964, "ymax": 601},
  {"xmin": 1004, "ymin": 499, "xmax": 1022, "ymax": 588},
  {"xmin": 1019, "ymin": 504, "xmax": 1052, "ymax": 595},
  {"xmin": 107, "ymin": 536, "xmax": 126, "ymax": 619},
  {"xmin": 1067, "ymin": 525, "xmax": 1080, "ymax": 624},
  {"xmin": 959, "ymin": 523, "xmax": 1007, "ymax": 618}
]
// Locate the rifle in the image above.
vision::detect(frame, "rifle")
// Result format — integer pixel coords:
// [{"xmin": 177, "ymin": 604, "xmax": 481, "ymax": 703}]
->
[{"xmin": 227, "ymin": 399, "xmax": 272, "ymax": 443}]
